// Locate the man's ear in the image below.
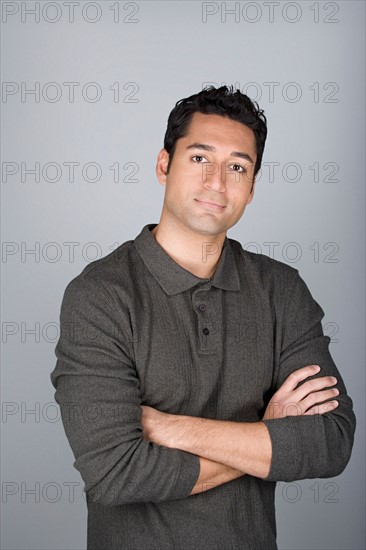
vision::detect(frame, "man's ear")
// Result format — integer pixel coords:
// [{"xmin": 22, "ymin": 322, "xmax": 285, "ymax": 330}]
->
[{"xmin": 156, "ymin": 149, "xmax": 170, "ymax": 186}]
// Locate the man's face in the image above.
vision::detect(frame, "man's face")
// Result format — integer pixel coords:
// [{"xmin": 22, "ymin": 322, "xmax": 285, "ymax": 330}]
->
[{"xmin": 156, "ymin": 112, "xmax": 258, "ymax": 237}]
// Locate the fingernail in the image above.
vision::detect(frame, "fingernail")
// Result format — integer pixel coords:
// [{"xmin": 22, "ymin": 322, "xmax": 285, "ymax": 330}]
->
[{"xmin": 313, "ymin": 365, "xmax": 320, "ymax": 372}]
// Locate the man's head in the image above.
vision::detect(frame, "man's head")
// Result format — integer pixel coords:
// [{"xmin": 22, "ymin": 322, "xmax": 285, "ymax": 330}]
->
[
  {"xmin": 154, "ymin": 86, "xmax": 268, "ymax": 240},
  {"xmin": 163, "ymin": 85, "xmax": 267, "ymax": 181}
]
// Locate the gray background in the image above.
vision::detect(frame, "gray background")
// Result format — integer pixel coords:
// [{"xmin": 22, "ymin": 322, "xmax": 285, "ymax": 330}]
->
[{"xmin": 1, "ymin": 1, "xmax": 365, "ymax": 549}]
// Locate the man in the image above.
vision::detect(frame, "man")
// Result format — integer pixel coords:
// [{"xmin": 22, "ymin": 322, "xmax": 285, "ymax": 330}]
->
[{"xmin": 51, "ymin": 85, "xmax": 356, "ymax": 549}]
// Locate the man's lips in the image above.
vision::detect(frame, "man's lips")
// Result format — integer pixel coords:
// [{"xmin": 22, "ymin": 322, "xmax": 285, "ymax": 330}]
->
[{"xmin": 194, "ymin": 199, "xmax": 226, "ymax": 210}]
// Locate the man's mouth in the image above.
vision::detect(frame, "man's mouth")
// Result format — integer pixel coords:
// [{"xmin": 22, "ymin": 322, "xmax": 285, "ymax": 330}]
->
[{"xmin": 194, "ymin": 199, "xmax": 226, "ymax": 211}]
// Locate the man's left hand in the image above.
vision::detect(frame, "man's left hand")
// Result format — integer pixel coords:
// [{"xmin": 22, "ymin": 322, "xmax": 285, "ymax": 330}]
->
[{"xmin": 140, "ymin": 405, "xmax": 174, "ymax": 447}]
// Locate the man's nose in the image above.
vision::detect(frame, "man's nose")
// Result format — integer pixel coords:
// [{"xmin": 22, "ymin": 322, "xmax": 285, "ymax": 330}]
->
[{"xmin": 202, "ymin": 161, "xmax": 226, "ymax": 192}]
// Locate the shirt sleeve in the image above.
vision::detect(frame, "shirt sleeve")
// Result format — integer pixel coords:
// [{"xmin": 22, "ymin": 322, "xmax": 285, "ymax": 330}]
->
[
  {"xmin": 261, "ymin": 269, "xmax": 356, "ymax": 482},
  {"xmin": 50, "ymin": 276, "xmax": 200, "ymax": 506}
]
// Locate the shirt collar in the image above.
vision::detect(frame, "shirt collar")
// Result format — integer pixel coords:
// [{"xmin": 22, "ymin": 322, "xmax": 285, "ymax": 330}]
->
[{"xmin": 133, "ymin": 223, "xmax": 241, "ymax": 296}]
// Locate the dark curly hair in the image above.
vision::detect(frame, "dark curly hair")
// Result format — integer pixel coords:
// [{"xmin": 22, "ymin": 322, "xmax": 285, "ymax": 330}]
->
[{"xmin": 163, "ymin": 85, "xmax": 267, "ymax": 179}]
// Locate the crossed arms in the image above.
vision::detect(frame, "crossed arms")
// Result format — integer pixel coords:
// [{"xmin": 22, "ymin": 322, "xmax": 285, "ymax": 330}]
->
[
  {"xmin": 140, "ymin": 364, "xmax": 340, "ymax": 495},
  {"xmin": 51, "ymin": 273, "xmax": 356, "ymax": 506}
]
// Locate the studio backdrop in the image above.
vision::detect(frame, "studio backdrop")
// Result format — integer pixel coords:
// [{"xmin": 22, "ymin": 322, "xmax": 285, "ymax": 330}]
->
[{"xmin": 1, "ymin": 1, "xmax": 365, "ymax": 549}]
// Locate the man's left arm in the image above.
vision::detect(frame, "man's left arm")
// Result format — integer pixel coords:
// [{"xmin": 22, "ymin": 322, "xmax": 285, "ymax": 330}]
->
[
  {"xmin": 260, "ymin": 269, "xmax": 356, "ymax": 481},
  {"xmin": 142, "ymin": 270, "xmax": 356, "ymax": 482}
]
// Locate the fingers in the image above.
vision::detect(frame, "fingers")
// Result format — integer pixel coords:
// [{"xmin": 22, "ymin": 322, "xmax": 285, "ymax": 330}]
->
[
  {"xmin": 264, "ymin": 364, "xmax": 340, "ymax": 420},
  {"xmin": 300, "ymin": 388, "xmax": 339, "ymax": 412},
  {"xmin": 293, "ymin": 375, "xmax": 338, "ymax": 402},
  {"xmin": 278, "ymin": 364, "xmax": 321, "ymax": 393},
  {"xmin": 303, "ymin": 400, "xmax": 339, "ymax": 416}
]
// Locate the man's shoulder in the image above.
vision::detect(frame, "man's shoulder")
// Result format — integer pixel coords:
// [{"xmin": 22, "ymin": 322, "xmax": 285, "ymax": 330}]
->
[
  {"xmin": 228, "ymin": 236, "xmax": 299, "ymax": 284},
  {"xmin": 80, "ymin": 237, "xmax": 135, "ymax": 278},
  {"xmin": 61, "ymin": 236, "xmax": 138, "ymax": 304}
]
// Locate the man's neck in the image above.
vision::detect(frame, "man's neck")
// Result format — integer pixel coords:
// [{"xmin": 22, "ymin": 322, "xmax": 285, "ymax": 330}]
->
[{"xmin": 150, "ymin": 223, "xmax": 226, "ymax": 280}]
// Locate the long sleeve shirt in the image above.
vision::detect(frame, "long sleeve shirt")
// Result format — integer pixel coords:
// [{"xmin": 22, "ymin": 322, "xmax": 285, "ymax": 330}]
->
[{"xmin": 50, "ymin": 223, "xmax": 356, "ymax": 550}]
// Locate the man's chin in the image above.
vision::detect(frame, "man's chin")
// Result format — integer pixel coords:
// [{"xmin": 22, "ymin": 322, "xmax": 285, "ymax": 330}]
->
[{"xmin": 187, "ymin": 219, "xmax": 228, "ymax": 237}]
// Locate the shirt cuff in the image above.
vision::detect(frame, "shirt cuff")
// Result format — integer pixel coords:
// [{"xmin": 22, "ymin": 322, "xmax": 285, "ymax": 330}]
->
[
  {"xmin": 261, "ymin": 417, "xmax": 301, "ymax": 481},
  {"xmin": 168, "ymin": 449, "xmax": 201, "ymax": 501}
]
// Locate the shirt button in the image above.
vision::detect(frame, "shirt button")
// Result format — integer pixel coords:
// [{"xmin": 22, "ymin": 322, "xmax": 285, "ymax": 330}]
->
[
  {"xmin": 203, "ymin": 327, "xmax": 210, "ymax": 335},
  {"xmin": 198, "ymin": 304, "xmax": 206, "ymax": 312}
]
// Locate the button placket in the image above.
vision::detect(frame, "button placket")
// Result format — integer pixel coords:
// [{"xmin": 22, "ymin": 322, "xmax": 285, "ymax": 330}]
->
[{"xmin": 192, "ymin": 285, "xmax": 222, "ymax": 354}]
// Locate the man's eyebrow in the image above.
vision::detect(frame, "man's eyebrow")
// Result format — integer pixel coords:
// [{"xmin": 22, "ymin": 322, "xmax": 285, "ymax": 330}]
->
[{"xmin": 186, "ymin": 142, "xmax": 254, "ymax": 164}]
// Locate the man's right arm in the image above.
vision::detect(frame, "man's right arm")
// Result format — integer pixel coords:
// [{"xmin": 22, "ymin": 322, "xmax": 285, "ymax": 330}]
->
[{"xmin": 51, "ymin": 276, "xmax": 201, "ymax": 506}]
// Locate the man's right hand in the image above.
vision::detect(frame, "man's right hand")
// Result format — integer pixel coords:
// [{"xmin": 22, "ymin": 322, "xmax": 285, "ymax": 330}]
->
[{"xmin": 262, "ymin": 364, "xmax": 339, "ymax": 420}]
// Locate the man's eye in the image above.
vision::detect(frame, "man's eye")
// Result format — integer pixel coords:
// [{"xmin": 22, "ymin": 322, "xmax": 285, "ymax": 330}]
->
[
  {"xmin": 230, "ymin": 164, "xmax": 246, "ymax": 173},
  {"xmin": 191, "ymin": 155, "xmax": 208, "ymax": 163}
]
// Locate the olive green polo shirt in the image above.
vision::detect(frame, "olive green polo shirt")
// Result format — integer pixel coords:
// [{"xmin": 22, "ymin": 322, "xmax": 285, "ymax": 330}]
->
[{"xmin": 51, "ymin": 223, "xmax": 355, "ymax": 550}]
